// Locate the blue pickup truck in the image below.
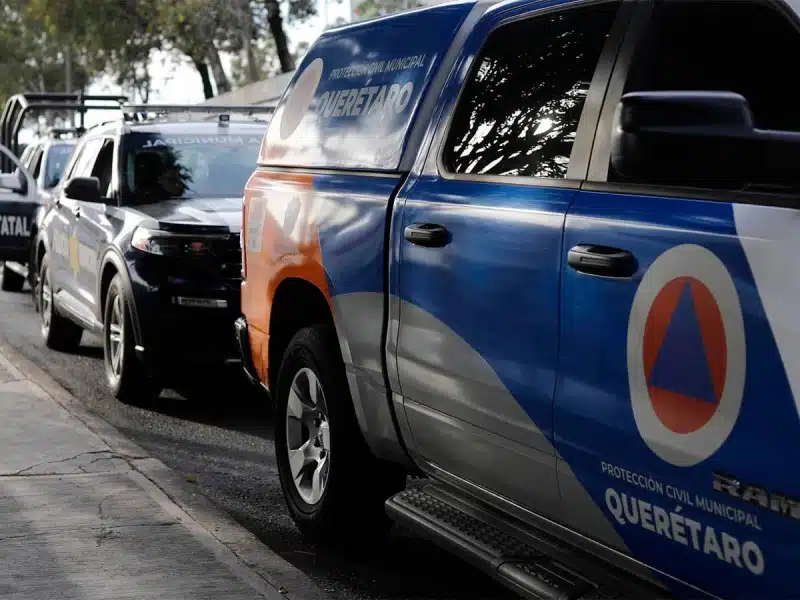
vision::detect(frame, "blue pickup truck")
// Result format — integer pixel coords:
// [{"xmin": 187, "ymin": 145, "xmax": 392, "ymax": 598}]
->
[{"xmin": 238, "ymin": 0, "xmax": 800, "ymax": 598}]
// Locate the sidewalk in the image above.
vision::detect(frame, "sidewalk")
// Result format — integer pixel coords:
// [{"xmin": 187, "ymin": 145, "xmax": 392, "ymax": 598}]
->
[{"xmin": 0, "ymin": 344, "xmax": 331, "ymax": 600}]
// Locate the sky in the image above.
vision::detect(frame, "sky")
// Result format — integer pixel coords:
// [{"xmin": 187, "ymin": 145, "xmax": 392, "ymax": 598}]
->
[{"xmin": 20, "ymin": 0, "xmax": 353, "ymax": 142}]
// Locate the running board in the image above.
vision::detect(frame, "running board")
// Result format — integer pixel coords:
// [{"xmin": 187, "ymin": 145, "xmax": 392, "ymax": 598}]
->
[{"xmin": 386, "ymin": 484, "xmax": 669, "ymax": 600}]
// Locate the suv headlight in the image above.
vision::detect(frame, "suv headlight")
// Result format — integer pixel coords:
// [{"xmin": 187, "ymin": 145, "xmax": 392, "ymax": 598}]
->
[
  {"xmin": 131, "ymin": 226, "xmax": 218, "ymax": 256},
  {"xmin": 132, "ymin": 227, "xmax": 176, "ymax": 255}
]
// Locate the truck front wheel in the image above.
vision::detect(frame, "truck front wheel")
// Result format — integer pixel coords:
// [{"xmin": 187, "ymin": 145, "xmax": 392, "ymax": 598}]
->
[{"xmin": 275, "ymin": 325, "xmax": 406, "ymax": 541}]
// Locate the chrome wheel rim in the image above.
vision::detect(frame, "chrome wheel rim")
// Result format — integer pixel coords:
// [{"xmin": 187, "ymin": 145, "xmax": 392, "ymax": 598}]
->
[
  {"xmin": 286, "ymin": 367, "xmax": 330, "ymax": 505},
  {"xmin": 41, "ymin": 270, "xmax": 52, "ymax": 333},
  {"xmin": 107, "ymin": 294, "xmax": 124, "ymax": 378}
]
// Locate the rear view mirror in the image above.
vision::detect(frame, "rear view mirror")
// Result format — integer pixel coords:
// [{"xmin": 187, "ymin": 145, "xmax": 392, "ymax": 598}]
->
[
  {"xmin": 64, "ymin": 176, "xmax": 102, "ymax": 203},
  {"xmin": 610, "ymin": 91, "xmax": 800, "ymax": 186}
]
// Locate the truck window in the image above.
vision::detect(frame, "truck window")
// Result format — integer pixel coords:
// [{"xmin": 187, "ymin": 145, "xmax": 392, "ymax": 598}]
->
[
  {"xmin": 611, "ymin": 0, "xmax": 800, "ymax": 188},
  {"xmin": 443, "ymin": 1, "xmax": 620, "ymax": 179},
  {"xmin": 44, "ymin": 143, "xmax": 76, "ymax": 189}
]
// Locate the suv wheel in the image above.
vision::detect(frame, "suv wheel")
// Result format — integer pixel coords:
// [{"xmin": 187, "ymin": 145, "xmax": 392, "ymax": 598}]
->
[
  {"xmin": 39, "ymin": 255, "xmax": 83, "ymax": 351},
  {"xmin": 1, "ymin": 263, "xmax": 25, "ymax": 292},
  {"xmin": 275, "ymin": 325, "xmax": 406, "ymax": 540},
  {"xmin": 103, "ymin": 274, "xmax": 161, "ymax": 404}
]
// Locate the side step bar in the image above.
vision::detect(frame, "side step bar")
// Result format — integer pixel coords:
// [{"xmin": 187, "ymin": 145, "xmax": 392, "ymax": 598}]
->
[{"xmin": 386, "ymin": 484, "xmax": 670, "ymax": 600}]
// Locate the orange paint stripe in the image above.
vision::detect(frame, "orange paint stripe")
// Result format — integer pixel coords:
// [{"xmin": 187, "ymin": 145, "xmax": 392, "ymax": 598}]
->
[{"xmin": 649, "ymin": 386, "xmax": 717, "ymax": 434}]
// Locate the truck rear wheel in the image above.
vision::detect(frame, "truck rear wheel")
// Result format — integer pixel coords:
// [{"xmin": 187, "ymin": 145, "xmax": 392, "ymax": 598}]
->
[
  {"xmin": 1, "ymin": 263, "xmax": 25, "ymax": 292},
  {"xmin": 275, "ymin": 325, "xmax": 406, "ymax": 540}
]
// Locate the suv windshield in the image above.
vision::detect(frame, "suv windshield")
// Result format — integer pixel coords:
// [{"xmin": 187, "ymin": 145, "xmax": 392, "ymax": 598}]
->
[
  {"xmin": 44, "ymin": 143, "xmax": 76, "ymax": 189},
  {"xmin": 120, "ymin": 131, "xmax": 263, "ymax": 205}
]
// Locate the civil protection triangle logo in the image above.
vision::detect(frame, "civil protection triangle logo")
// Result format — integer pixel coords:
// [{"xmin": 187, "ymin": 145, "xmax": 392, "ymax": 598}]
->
[{"xmin": 627, "ymin": 244, "xmax": 746, "ymax": 467}]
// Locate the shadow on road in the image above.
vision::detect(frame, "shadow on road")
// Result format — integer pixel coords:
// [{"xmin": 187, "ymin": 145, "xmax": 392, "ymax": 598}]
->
[
  {"xmin": 143, "ymin": 368, "xmax": 276, "ymax": 440},
  {"xmin": 71, "ymin": 345, "xmax": 104, "ymax": 360}
]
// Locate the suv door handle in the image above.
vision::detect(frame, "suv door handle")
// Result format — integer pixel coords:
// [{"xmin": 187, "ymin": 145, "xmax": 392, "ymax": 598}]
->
[
  {"xmin": 72, "ymin": 206, "xmax": 81, "ymax": 218},
  {"xmin": 404, "ymin": 223, "xmax": 450, "ymax": 248},
  {"xmin": 567, "ymin": 244, "xmax": 637, "ymax": 278}
]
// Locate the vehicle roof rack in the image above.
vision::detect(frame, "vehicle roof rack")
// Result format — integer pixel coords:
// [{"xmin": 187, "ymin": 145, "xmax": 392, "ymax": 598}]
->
[
  {"xmin": 120, "ymin": 103, "xmax": 274, "ymax": 125},
  {"xmin": 48, "ymin": 126, "xmax": 86, "ymax": 140},
  {"xmin": 0, "ymin": 92, "xmax": 127, "ymax": 170}
]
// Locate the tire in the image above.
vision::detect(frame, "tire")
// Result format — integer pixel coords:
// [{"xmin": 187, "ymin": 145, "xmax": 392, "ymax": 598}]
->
[
  {"xmin": 1, "ymin": 263, "xmax": 25, "ymax": 292},
  {"xmin": 274, "ymin": 325, "xmax": 406, "ymax": 541},
  {"xmin": 31, "ymin": 268, "xmax": 40, "ymax": 312},
  {"xmin": 39, "ymin": 255, "xmax": 83, "ymax": 351},
  {"xmin": 103, "ymin": 274, "xmax": 161, "ymax": 405}
]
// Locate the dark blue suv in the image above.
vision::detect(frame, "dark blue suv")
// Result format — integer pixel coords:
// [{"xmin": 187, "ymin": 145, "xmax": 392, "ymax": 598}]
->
[{"xmin": 36, "ymin": 105, "xmax": 271, "ymax": 403}]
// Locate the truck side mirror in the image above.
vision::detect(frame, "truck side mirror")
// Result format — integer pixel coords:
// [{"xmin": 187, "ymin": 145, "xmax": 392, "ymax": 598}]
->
[
  {"xmin": 64, "ymin": 176, "xmax": 102, "ymax": 203},
  {"xmin": 610, "ymin": 90, "xmax": 800, "ymax": 187}
]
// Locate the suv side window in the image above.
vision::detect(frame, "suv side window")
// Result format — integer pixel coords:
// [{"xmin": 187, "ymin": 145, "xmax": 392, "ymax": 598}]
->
[
  {"xmin": 71, "ymin": 138, "xmax": 104, "ymax": 179},
  {"xmin": 443, "ymin": 1, "xmax": 620, "ymax": 179},
  {"xmin": 29, "ymin": 148, "xmax": 44, "ymax": 181},
  {"xmin": 610, "ymin": 0, "xmax": 800, "ymax": 188},
  {"xmin": 90, "ymin": 139, "xmax": 115, "ymax": 198},
  {"xmin": 61, "ymin": 144, "xmax": 86, "ymax": 183}
]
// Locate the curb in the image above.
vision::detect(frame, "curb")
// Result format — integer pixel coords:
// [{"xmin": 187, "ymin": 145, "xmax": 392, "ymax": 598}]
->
[{"xmin": 0, "ymin": 337, "xmax": 332, "ymax": 600}]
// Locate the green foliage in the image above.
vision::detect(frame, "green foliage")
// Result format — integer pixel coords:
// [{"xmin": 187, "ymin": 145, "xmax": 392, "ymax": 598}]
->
[
  {"xmin": 0, "ymin": 0, "xmax": 90, "ymax": 123},
  {"xmin": 2, "ymin": 0, "xmax": 320, "ymax": 109}
]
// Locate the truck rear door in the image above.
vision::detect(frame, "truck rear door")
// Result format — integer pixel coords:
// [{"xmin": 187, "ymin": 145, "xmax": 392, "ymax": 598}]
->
[
  {"xmin": 556, "ymin": 1, "xmax": 800, "ymax": 596},
  {"xmin": 392, "ymin": 0, "xmax": 631, "ymax": 520}
]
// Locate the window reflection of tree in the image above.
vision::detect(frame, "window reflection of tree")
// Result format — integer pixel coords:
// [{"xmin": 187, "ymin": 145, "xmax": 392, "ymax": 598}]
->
[
  {"xmin": 446, "ymin": 6, "xmax": 615, "ymax": 178},
  {"xmin": 132, "ymin": 147, "xmax": 195, "ymax": 203}
]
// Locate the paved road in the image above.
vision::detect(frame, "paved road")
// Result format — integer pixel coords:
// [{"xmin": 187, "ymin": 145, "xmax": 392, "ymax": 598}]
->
[{"xmin": 0, "ymin": 283, "xmax": 513, "ymax": 600}]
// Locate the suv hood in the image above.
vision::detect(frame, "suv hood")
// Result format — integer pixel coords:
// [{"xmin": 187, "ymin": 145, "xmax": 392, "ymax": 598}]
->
[{"xmin": 134, "ymin": 197, "xmax": 242, "ymax": 233}]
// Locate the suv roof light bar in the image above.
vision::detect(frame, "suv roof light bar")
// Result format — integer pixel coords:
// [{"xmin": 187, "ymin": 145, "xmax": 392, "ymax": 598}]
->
[
  {"xmin": 0, "ymin": 92, "xmax": 128, "ymax": 170},
  {"xmin": 48, "ymin": 127, "xmax": 86, "ymax": 139}
]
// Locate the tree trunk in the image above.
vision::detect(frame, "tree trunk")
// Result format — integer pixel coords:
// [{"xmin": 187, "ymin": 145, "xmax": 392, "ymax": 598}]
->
[
  {"xmin": 64, "ymin": 44, "xmax": 73, "ymax": 93},
  {"xmin": 208, "ymin": 46, "xmax": 232, "ymax": 94},
  {"xmin": 265, "ymin": 0, "xmax": 295, "ymax": 73},
  {"xmin": 241, "ymin": 1, "xmax": 261, "ymax": 83},
  {"xmin": 244, "ymin": 37, "xmax": 260, "ymax": 83},
  {"xmin": 194, "ymin": 60, "xmax": 215, "ymax": 99}
]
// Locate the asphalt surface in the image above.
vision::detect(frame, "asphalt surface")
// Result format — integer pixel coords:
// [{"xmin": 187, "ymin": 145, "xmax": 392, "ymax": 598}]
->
[{"xmin": 0, "ymin": 281, "xmax": 513, "ymax": 600}]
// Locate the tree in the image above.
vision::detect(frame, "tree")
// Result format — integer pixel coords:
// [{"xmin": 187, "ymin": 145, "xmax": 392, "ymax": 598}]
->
[
  {"xmin": 262, "ymin": 0, "xmax": 316, "ymax": 74},
  {"xmin": 0, "ymin": 0, "xmax": 93, "ymax": 128},
  {"xmin": 154, "ymin": 0, "xmax": 238, "ymax": 98},
  {"xmin": 24, "ymin": 0, "xmax": 159, "ymax": 102}
]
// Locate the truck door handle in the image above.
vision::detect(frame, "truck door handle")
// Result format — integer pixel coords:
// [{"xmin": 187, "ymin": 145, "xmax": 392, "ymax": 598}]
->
[
  {"xmin": 567, "ymin": 244, "xmax": 637, "ymax": 278},
  {"xmin": 72, "ymin": 207, "xmax": 81, "ymax": 218},
  {"xmin": 404, "ymin": 223, "xmax": 450, "ymax": 248}
]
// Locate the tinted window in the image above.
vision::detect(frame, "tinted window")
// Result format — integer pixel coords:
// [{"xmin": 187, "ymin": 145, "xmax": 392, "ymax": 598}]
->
[
  {"xmin": 120, "ymin": 132, "xmax": 262, "ymax": 206},
  {"xmin": 612, "ymin": 0, "xmax": 800, "ymax": 186},
  {"xmin": 30, "ymin": 150, "xmax": 43, "ymax": 180},
  {"xmin": 71, "ymin": 138, "xmax": 104, "ymax": 178},
  {"xmin": 443, "ymin": 2, "xmax": 620, "ymax": 178},
  {"xmin": 44, "ymin": 143, "xmax": 77, "ymax": 189}
]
